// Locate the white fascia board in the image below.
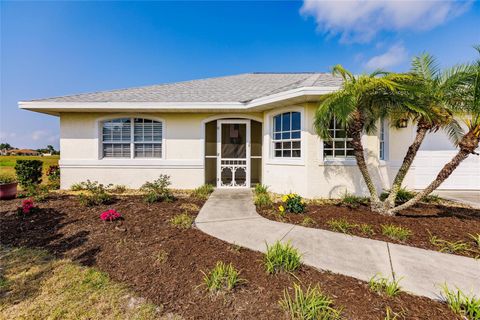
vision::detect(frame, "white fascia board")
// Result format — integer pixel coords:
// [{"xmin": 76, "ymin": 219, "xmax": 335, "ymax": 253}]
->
[{"xmin": 18, "ymin": 86, "xmax": 340, "ymax": 113}]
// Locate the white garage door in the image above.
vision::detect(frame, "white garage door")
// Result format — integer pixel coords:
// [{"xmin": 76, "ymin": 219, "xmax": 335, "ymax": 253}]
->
[{"xmin": 413, "ymin": 150, "xmax": 480, "ymax": 190}]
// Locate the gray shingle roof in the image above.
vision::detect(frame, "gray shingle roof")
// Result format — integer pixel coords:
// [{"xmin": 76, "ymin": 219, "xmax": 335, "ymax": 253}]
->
[{"xmin": 31, "ymin": 73, "xmax": 342, "ymax": 103}]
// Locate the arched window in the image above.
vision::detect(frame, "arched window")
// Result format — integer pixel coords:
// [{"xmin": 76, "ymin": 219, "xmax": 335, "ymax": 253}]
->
[
  {"xmin": 102, "ymin": 118, "xmax": 163, "ymax": 158},
  {"xmin": 272, "ymin": 111, "xmax": 301, "ymax": 158}
]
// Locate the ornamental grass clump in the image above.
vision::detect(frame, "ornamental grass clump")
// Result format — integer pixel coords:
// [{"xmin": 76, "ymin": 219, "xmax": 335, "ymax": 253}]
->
[
  {"xmin": 202, "ymin": 261, "xmax": 244, "ymax": 293},
  {"xmin": 442, "ymin": 284, "xmax": 480, "ymax": 320},
  {"xmin": 381, "ymin": 224, "xmax": 412, "ymax": 242},
  {"xmin": 264, "ymin": 241, "xmax": 302, "ymax": 274},
  {"xmin": 191, "ymin": 184, "xmax": 214, "ymax": 200},
  {"xmin": 368, "ymin": 274, "xmax": 402, "ymax": 297},
  {"xmin": 100, "ymin": 209, "xmax": 122, "ymax": 222},
  {"xmin": 279, "ymin": 283, "xmax": 342, "ymax": 320},
  {"xmin": 279, "ymin": 193, "xmax": 306, "ymax": 214},
  {"xmin": 170, "ymin": 213, "xmax": 194, "ymax": 229}
]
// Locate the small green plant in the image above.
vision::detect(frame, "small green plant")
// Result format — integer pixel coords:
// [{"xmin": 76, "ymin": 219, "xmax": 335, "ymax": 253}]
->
[
  {"xmin": 254, "ymin": 184, "xmax": 269, "ymax": 195},
  {"xmin": 20, "ymin": 184, "xmax": 50, "ymax": 202},
  {"xmin": 327, "ymin": 218, "xmax": 357, "ymax": 234},
  {"xmin": 0, "ymin": 172, "xmax": 16, "ymax": 184},
  {"xmin": 441, "ymin": 284, "xmax": 480, "ymax": 320},
  {"xmin": 264, "ymin": 241, "xmax": 302, "ymax": 274},
  {"xmin": 179, "ymin": 202, "xmax": 200, "ymax": 213},
  {"xmin": 141, "ymin": 175, "xmax": 174, "ymax": 203},
  {"xmin": 201, "ymin": 261, "xmax": 244, "ymax": 293},
  {"xmin": 70, "ymin": 182, "xmax": 87, "ymax": 191},
  {"xmin": 384, "ymin": 306, "xmax": 405, "ymax": 320},
  {"xmin": 469, "ymin": 234, "xmax": 480, "ymax": 249},
  {"xmin": 381, "ymin": 187, "xmax": 440, "ymax": 204},
  {"xmin": 279, "ymin": 283, "xmax": 342, "ymax": 320},
  {"xmin": 357, "ymin": 223, "xmax": 375, "ymax": 236},
  {"xmin": 46, "ymin": 165, "xmax": 60, "ymax": 189},
  {"xmin": 381, "ymin": 224, "xmax": 412, "ymax": 242},
  {"xmin": 191, "ymin": 184, "xmax": 214, "ymax": 200},
  {"xmin": 300, "ymin": 217, "xmax": 316, "ymax": 227},
  {"xmin": 368, "ymin": 274, "xmax": 402, "ymax": 297},
  {"xmin": 255, "ymin": 192, "xmax": 273, "ymax": 208},
  {"xmin": 14, "ymin": 159, "xmax": 43, "ymax": 187},
  {"xmin": 279, "ymin": 193, "xmax": 306, "ymax": 214},
  {"xmin": 77, "ymin": 180, "xmax": 114, "ymax": 206},
  {"xmin": 110, "ymin": 184, "xmax": 127, "ymax": 194},
  {"xmin": 429, "ymin": 236, "xmax": 470, "ymax": 254},
  {"xmin": 340, "ymin": 192, "xmax": 368, "ymax": 208},
  {"xmin": 154, "ymin": 250, "xmax": 168, "ymax": 264},
  {"xmin": 169, "ymin": 213, "xmax": 194, "ymax": 229}
]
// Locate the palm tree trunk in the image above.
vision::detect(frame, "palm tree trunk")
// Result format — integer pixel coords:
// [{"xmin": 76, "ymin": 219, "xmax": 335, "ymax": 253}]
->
[
  {"xmin": 384, "ymin": 123, "xmax": 430, "ymax": 209},
  {"xmin": 349, "ymin": 111, "xmax": 380, "ymax": 208},
  {"xmin": 388, "ymin": 131, "xmax": 479, "ymax": 215}
]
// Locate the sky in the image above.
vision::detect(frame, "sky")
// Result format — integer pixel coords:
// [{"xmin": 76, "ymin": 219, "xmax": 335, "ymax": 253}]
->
[{"xmin": 1, "ymin": 0, "xmax": 479, "ymax": 149}]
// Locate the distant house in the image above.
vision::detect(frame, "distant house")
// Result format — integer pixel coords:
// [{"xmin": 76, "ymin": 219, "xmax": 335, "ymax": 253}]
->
[
  {"xmin": 8, "ymin": 149, "xmax": 40, "ymax": 156},
  {"xmin": 18, "ymin": 73, "xmax": 480, "ymax": 195}
]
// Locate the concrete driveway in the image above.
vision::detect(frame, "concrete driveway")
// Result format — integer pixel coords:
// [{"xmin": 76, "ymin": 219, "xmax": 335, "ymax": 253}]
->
[{"xmin": 433, "ymin": 190, "xmax": 480, "ymax": 208}]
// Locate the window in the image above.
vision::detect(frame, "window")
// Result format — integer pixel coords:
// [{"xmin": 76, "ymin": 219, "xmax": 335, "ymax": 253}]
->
[
  {"xmin": 102, "ymin": 118, "xmax": 163, "ymax": 158},
  {"xmin": 272, "ymin": 111, "xmax": 301, "ymax": 158},
  {"xmin": 379, "ymin": 120, "xmax": 386, "ymax": 160},
  {"xmin": 323, "ymin": 119, "xmax": 354, "ymax": 159}
]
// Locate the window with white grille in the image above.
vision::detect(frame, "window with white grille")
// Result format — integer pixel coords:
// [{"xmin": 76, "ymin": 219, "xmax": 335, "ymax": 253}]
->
[
  {"xmin": 272, "ymin": 111, "xmax": 301, "ymax": 158},
  {"xmin": 102, "ymin": 118, "xmax": 162, "ymax": 158},
  {"xmin": 323, "ymin": 118, "xmax": 354, "ymax": 159}
]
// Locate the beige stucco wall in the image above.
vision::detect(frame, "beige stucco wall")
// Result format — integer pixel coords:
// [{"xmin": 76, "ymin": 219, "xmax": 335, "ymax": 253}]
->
[{"xmin": 59, "ymin": 107, "xmax": 417, "ymax": 197}]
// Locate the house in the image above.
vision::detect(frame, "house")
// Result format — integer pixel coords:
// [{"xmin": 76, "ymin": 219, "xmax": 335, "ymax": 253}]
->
[
  {"xmin": 19, "ymin": 73, "xmax": 480, "ymax": 197},
  {"xmin": 8, "ymin": 149, "xmax": 40, "ymax": 156}
]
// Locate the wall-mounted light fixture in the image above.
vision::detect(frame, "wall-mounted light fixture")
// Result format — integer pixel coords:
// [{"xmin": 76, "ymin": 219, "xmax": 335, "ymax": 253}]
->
[{"xmin": 397, "ymin": 119, "xmax": 408, "ymax": 128}]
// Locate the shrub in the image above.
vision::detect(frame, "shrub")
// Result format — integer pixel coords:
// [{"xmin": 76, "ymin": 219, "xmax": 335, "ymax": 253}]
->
[
  {"xmin": 255, "ymin": 192, "xmax": 273, "ymax": 208},
  {"xmin": 19, "ymin": 184, "xmax": 50, "ymax": 202},
  {"xmin": 100, "ymin": 209, "xmax": 122, "ymax": 221},
  {"xmin": 280, "ymin": 193, "xmax": 306, "ymax": 214},
  {"xmin": 191, "ymin": 184, "xmax": 214, "ymax": 200},
  {"xmin": 381, "ymin": 224, "xmax": 412, "ymax": 242},
  {"xmin": 77, "ymin": 180, "xmax": 114, "ymax": 206},
  {"xmin": 46, "ymin": 165, "xmax": 60, "ymax": 189},
  {"xmin": 368, "ymin": 274, "xmax": 402, "ymax": 297},
  {"xmin": 254, "ymin": 184, "xmax": 269, "ymax": 195},
  {"xmin": 340, "ymin": 192, "xmax": 368, "ymax": 208},
  {"xmin": 202, "ymin": 261, "xmax": 244, "ymax": 293},
  {"xmin": 0, "ymin": 172, "xmax": 16, "ymax": 184},
  {"xmin": 14, "ymin": 160, "xmax": 43, "ymax": 187},
  {"xmin": 442, "ymin": 284, "xmax": 480, "ymax": 320},
  {"xmin": 169, "ymin": 213, "xmax": 194, "ymax": 229},
  {"xmin": 110, "ymin": 185, "xmax": 127, "ymax": 194},
  {"xmin": 279, "ymin": 283, "xmax": 342, "ymax": 320},
  {"xmin": 264, "ymin": 241, "xmax": 301, "ymax": 274},
  {"xmin": 327, "ymin": 218, "xmax": 357, "ymax": 234},
  {"xmin": 70, "ymin": 182, "xmax": 87, "ymax": 191},
  {"xmin": 380, "ymin": 187, "xmax": 440, "ymax": 204},
  {"xmin": 141, "ymin": 175, "xmax": 174, "ymax": 203}
]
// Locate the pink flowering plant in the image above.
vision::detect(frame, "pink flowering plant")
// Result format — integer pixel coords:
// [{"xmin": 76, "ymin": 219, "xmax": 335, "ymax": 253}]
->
[
  {"xmin": 18, "ymin": 198, "xmax": 36, "ymax": 215},
  {"xmin": 100, "ymin": 209, "xmax": 122, "ymax": 222}
]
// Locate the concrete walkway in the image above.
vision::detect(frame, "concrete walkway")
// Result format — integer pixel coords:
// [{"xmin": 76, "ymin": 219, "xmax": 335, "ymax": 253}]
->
[
  {"xmin": 195, "ymin": 189, "xmax": 480, "ymax": 300},
  {"xmin": 432, "ymin": 190, "xmax": 480, "ymax": 209}
]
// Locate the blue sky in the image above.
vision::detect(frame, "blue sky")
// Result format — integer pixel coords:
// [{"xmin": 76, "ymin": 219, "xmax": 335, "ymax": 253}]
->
[{"xmin": 1, "ymin": 1, "xmax": 479, "ymax": 149}]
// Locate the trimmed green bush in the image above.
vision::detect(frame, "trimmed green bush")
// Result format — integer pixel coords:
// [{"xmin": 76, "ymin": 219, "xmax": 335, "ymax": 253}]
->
[{"xmin": 14, "ymin": 160, "xmax": 43, "ymax": 187}]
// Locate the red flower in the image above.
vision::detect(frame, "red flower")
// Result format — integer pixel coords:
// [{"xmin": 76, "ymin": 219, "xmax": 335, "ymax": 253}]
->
[
  {"xmin": 22, "ymin": 199, "xmax": 34, "ymax": 214},
  {"xmin": 100, "ymin": 209, "xmax": 121, "ymax": 221}
]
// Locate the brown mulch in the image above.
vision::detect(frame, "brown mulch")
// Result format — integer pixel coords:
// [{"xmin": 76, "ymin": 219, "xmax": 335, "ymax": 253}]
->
[
  {"xmin": 258, "ymin": 201, "xmax": 480, "ymax": 258},
  {"xmin": 0, "ymin": 194, "xmax": 459, "ymax": 319}
]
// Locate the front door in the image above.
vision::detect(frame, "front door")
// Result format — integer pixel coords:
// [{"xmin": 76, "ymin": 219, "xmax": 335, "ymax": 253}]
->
[{"xmin": 217, "ymin": 120, "xmax": 250, "ymax": 187}]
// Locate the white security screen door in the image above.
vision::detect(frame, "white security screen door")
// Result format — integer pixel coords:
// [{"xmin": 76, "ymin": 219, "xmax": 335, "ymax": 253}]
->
[{"xmin": 217, "ymin": 120, "xmax": 251, "ymax": 187}]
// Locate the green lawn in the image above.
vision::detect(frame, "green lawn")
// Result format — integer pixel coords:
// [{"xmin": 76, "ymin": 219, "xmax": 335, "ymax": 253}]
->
[{"xmin": 0, "ymin": 155, "xmax": 60, "ymax": 182}]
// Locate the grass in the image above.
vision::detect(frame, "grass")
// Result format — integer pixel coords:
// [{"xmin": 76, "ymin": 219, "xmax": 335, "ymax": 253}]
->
[
  {"xmin": 0, "ymin": 155, "xmax": 59, "ymax": 186},
  {"xmin": 264, "ymin": 241, "xmax": 302, "ymax": 274},
  {"xmin": 169, "ymin": 213, "xmax": 194, "ymax": 229},
  {"xmin": 340, "ymin": 192, "xmax": 368, "ymax": 208},
  {"xmin": 154, "ymin": 249, "xmax": 169, "ymax": 264},
  {"xmin": 254, "ymin": 183, "xmax": 269, "ymax": 194},
  {"xmin": 0, "ymin": 246, "xmax": 160, "ymax": 320},
  {"xmin": 358, "ymin": 223, "xmax": 375, "ymax": 236},
  {"xmin": 191, "ymin": 184, "xmax": 215, "ymax": 200},
  {"xmin": 326, "ymin": 218, "xmax": 357, "ymax": 234},
  {"xmin": 300, "ymin": 217, "xmax": 316, "ymax": 227},
  {"xmin": 368, "ymin": 274, "xmax": 402, "ymax": 297},
  {"xmin": 381, "ymin": 224, "xmax": 412, "ymax": 242},
  {"xmin": 441, "ymin": 284, "xmax": 480, "ymax": 320},
  {"xmin": 279, "ymin": 283, "xmax": 342, "ymax": 320},
  {"xmin": 429, "ymin": 236, "xmax": 471, "ymax": 254},
  {"xmin": 255, "ymin": 192, "xmax": 273, "ymax": 208},
  {"xmin": 380, "ymin": 187, "xmax": 441, "ymax": 204},
  {"xmin": 201, "ymin": 261, "xmax": 244, "ymax": 293},
  {"xmin": 469, "ymin": 233, "xmax": 480, "ymax": 249}
]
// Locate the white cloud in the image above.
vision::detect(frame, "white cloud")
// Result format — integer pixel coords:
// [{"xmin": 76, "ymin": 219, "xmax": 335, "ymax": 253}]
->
[
  {"xmin": 0, "ymin": 131, "xmax": 17, "ymax": 140},
  {"xmin": 365, "ymin": 43, "xmax": 408, "ymax": 70},
  {"xmin": 31, "ymin": 130, "xmax": 48, "ymax": 141},
  {"xmin": 300, "ymin": 0, "xmax": 471, "ymax": 43}
]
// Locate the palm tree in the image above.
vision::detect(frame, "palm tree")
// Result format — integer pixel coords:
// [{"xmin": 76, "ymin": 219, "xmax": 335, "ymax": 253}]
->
[
  {"xmin": 382, "ymin": 54, "xmax": 464, "ymax": 213},
  {"xmin": 314, "ymin": 65, "xmax": 409, "ymax": 212},
  {"xmin": 389, "ymin": 47, "xmax": 480, "ymax": 214}
]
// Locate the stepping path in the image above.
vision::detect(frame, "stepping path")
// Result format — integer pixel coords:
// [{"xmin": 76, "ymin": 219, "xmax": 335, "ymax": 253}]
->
[{"xmin": 195, "ymin": 189, "xmax": 480, "ymax": 300}]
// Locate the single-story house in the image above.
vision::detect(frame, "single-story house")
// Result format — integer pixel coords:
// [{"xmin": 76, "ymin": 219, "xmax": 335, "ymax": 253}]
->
[
  {"xmin": 19, "ymin": 73, "xmax": 480, "ymax": 197},
  {"xmin": 7, "ymin": 149, "xmax": 40, "ymax": 156}
]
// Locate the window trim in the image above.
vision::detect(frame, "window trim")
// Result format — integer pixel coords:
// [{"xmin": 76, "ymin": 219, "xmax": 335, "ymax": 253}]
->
[
  {"xmin": 272, "ymin": 111, "xmax": 302, "ymax": 159},
  {"xmin": 97, "ymin": 115, "xmax": 166, "ymax": 160},
  {"xmin": 322, "ymin": 118, "xmax": 354, "ymax": 161},
  {"xmin": 379, "ymin": 119, "xmax": 388, "ymax": 161},
  {"xmin": 265, "ymin": 106, "xmax": 305, "ymax": 166}
]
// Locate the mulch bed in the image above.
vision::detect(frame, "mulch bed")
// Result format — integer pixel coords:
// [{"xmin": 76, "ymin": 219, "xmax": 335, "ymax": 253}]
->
[
  {"xmin": 257, "ymin": 201, "xmax": 480, "ymax": 258},
  {"xmin": 0, "ymin": 194, "xmax": 459, "ymax": 319}
]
